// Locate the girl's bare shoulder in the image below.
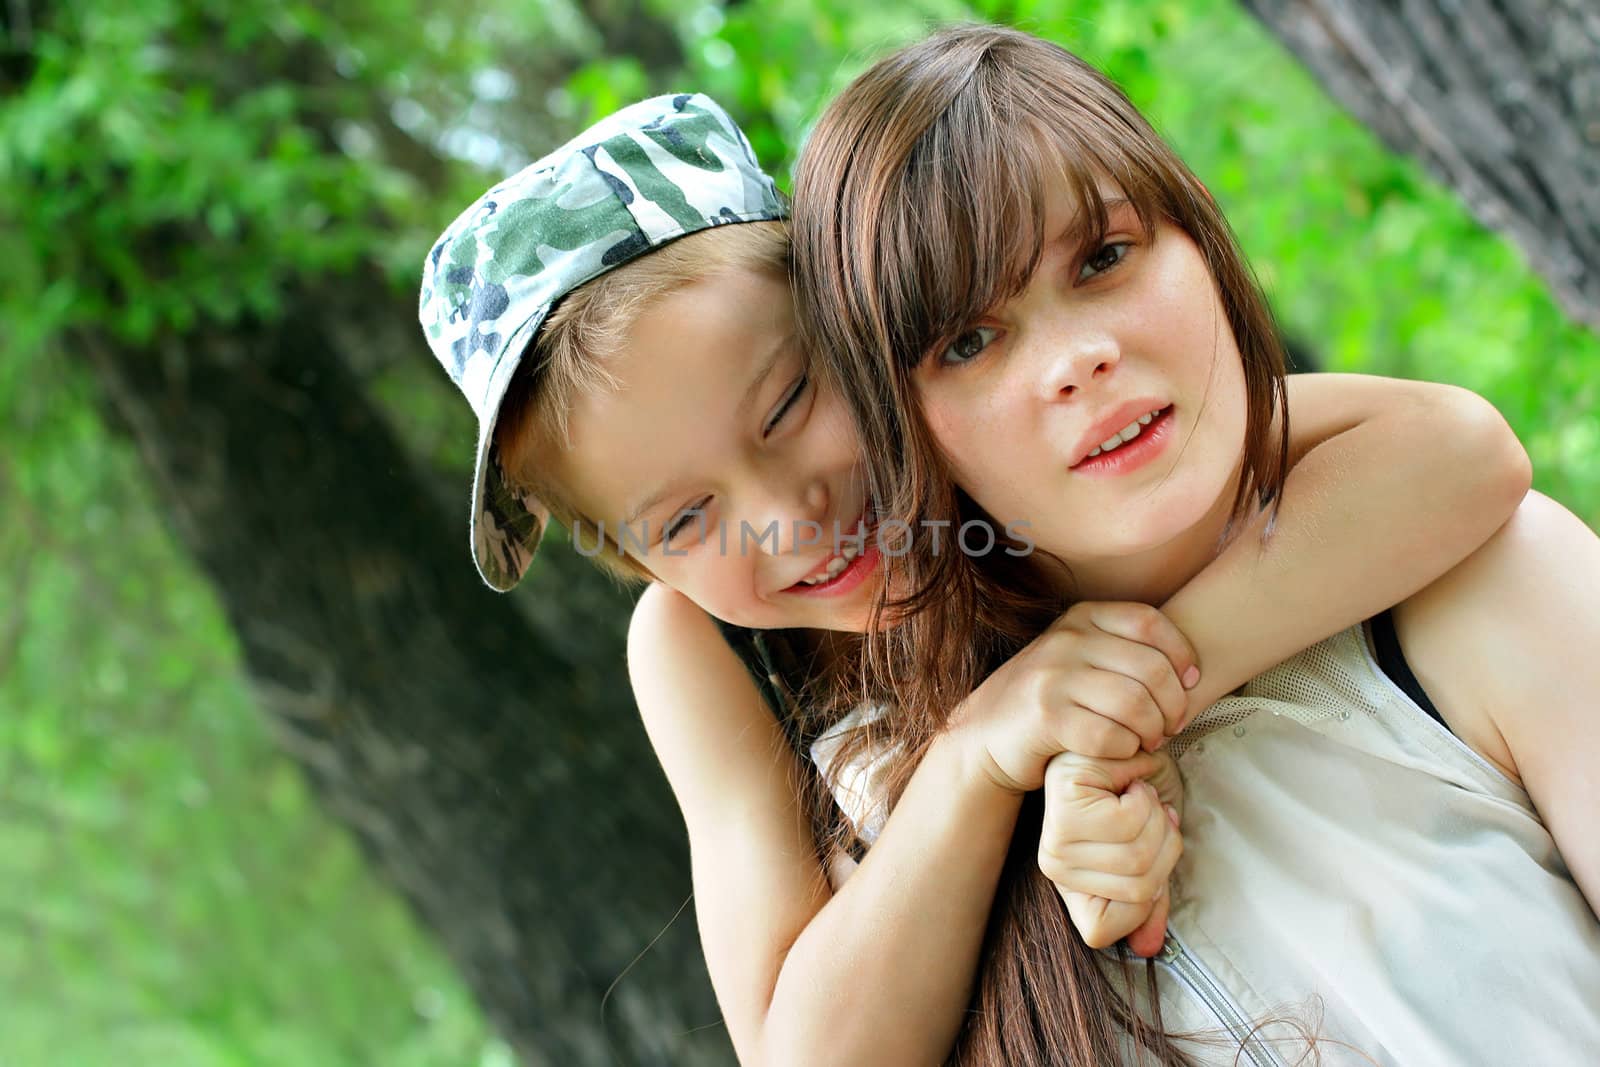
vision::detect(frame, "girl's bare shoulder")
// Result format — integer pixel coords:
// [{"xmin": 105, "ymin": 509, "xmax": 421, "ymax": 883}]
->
[{"xmin": 1392, "ymin": 490, "xmax": 1598, "ymax": 785}]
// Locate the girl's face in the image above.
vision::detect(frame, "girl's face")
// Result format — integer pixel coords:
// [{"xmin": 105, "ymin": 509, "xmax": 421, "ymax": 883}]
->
[
  {"xmin": 912, "ymin": 178, "xmax": 1249, "ymax": 601},
  {"xmin": 550, "ymin": 268, "xmax": 883, "ymax": 633}
]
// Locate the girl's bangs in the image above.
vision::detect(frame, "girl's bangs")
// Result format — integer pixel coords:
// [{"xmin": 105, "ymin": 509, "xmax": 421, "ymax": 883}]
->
[{"xmin": 878, "ymin": 110, "xmax": 1166, "ymax": 373}]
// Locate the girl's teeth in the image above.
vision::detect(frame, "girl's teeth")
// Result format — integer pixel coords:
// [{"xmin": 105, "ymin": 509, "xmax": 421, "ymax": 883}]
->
[{"xmin": 1085, "ymin": 409, "xmax": 1163, "ymax": 459}]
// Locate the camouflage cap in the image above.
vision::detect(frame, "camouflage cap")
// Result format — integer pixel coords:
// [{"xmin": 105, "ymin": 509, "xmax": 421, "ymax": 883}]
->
[{"xmin": 419, "ymin": 93, "xmax": 787, "ymax": 591}]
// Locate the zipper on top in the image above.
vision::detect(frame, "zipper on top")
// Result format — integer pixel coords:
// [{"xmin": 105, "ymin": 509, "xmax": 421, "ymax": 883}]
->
[{"xmin": 1155, "ymin": 930, "xmax": 1287, "ymax": 1067}]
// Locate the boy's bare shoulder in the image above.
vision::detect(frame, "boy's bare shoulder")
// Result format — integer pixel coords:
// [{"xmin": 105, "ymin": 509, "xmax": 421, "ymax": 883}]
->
[
  {"xmin": 626, "ymin": 584, "xmax": 786, "ymax": 799},
  {"xmin": 627, "ymin": 582, "xmax": 729, "ymax": 677}
]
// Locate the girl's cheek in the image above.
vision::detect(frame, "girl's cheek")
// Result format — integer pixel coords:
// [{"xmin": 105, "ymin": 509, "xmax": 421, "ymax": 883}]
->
[{"xmin": 916, "ymin": 391, "xmax": 958, "ymax": 449}]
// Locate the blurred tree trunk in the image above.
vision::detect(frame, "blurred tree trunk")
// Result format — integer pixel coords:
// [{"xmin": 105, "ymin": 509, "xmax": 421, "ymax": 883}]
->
[
  {"xmin": 1239, "ymin": 0, "xmax": 1600, "ymax": 332},
  {"xmin": 79, "ymin": 268, "xmax": 733, "ymax": 1066},
  {"xmin": 11, "ymin": 0, "xmax": 741, "ymax": 1060}
]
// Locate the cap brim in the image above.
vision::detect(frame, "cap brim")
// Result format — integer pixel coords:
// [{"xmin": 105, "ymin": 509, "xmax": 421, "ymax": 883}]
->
[{"xmin": 469, "ymin": 316, "xmax": 551, "ymax": 592}]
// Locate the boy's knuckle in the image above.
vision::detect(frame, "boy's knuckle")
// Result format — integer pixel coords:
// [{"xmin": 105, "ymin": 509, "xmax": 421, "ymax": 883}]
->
[
  {"xmin": 1047, "ymin": 615, "xmax": 1084, "ymax": 644},
  {"xmin": 1116, "ymin": 808, "xmax": 1146, "ymax": 840},
  {"xmin": 1083, "ymin": 714, "xmax": 1115, "ymax": 743},
  {"xmin": 1083, "ymin": 926, "xmax": 1115, "ymax": 949},
  {"xmin": 1104, "ymin": 852, "xmax": 1136, "ymax": 877},
  {"xmin": 1138, "ymin": 646, "xmax": 1173, "ymax": 685},
  {"xmin": 1082, "ymin": 719, "xmax": 1133, "ymax": 758},
  {"xmin": 1046, "ymin": 749, "xmax": 1088, "ymax": 782},
  {"xmin": 1113, "ymin": 685, "xmax": 1148, "ymax": 722},
  {"xmin": 1021, "ymin": 670, "xmax": 1055, "ymax": 715},
  {"xmin": 1037, "ymin": 849, "xmax": 1067, "ymax": 882}
]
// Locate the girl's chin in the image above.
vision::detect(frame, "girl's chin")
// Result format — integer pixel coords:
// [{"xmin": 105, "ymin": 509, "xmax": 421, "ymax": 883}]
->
[{"xmin": 1036, "ymin": 501, "xmax": 1220, "ymax": 564}]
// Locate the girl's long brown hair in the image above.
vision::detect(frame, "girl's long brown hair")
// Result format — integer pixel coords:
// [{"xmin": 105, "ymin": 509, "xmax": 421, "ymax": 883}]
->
[{"xmin": 789, "ymin": 24, "xmax": 1293, "ymax": 1066}]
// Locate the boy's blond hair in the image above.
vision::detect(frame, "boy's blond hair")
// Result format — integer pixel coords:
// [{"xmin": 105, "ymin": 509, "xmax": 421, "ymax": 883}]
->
[{"xmin": 494, "ymin": 220, "xmax": 792, "ymax": 581}]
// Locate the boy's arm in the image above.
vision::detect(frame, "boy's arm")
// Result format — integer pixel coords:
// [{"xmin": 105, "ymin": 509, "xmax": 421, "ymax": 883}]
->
[
  {"xmin": 628, "ymin": 583, "xmax": 1024, "ymax": 1067},
  {"xmin": 1164, "ymin": 373, "xmax": 1531, "ymax": 715}
]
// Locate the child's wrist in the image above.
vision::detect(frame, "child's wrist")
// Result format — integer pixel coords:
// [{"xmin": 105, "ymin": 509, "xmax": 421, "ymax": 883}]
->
[{"xmin": 942, "ymin": 719, "xmax": 1030, "ymax": 799}]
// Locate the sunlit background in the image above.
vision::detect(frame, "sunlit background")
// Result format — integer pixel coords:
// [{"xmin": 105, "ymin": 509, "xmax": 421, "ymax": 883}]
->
[{"xmin": 3, "ymin": 1, "xmax": 1595, "ymax": 1064}]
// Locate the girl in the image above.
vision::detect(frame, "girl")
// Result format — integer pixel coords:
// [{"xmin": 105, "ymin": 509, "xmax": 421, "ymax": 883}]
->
[
  {"xmin": 789, "ymin": 22, "xmax": 1600, "ymax": 1066},
  {"xmin": 419, "ymin": 95, "xmax": 1529, "ymax": 1064}
]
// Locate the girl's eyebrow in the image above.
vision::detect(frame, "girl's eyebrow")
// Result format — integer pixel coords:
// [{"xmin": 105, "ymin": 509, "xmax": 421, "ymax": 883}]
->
[
  {"xmin": 622, "ymin": 332, "xmax": 798, "ymax": 525},
  {"xmin": 1060, "ymin": 195, "xmax": 1131, "ymax": 243}
]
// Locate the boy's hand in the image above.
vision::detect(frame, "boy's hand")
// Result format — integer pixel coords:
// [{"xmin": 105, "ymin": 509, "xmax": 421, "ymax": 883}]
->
[
  {"xmin": 1037, "ymin": 749, "xmax": 1185, "ymax": 957},
  {"xmin": 956, "ymin": 601, "xmax": 1199, "ymax": 795}
]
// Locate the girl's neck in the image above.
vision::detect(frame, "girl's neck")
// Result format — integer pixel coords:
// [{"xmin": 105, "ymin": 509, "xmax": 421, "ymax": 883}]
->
[{"xmin": 1046, "ymin": 463, "xmax": 1246, "ymax": 607}]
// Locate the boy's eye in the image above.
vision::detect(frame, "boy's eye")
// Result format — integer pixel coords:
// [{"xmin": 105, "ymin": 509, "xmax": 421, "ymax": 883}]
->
[
  {"xmin": 763, "ymin": 371, "xmax": 810, "ymax": 437},
  {"xmin": 940, "ymin": 326, "xmax": 999, "ymax": 366},
  {"xmin": 1078, "ymin": 241, "xmax": 1131, "ymax": 281},
  {"xmin": 664, "ymin": 500, "xmax": 708, "ymax": 544}
]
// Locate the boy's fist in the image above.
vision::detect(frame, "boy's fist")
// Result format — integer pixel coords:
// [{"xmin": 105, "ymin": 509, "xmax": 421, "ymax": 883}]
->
[{"xmin": 1037, "ymin": 749, "xmax": 1185, "ymax": 957}]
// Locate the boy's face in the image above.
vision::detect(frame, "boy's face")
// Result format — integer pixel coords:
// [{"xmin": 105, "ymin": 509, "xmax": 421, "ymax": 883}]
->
[
  {"xmin": 911, "ymin": 177, "xmax": 1249, "ymax": 599},
  {"xmin": 550, "ymin": 268, "xmax": 882, "ymax": 633}
]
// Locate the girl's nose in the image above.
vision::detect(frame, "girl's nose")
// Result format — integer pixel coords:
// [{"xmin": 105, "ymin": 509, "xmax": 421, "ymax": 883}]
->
[{"xmin": 1036, "ymin": 332, "xmax": 1121, "ymax": 401}]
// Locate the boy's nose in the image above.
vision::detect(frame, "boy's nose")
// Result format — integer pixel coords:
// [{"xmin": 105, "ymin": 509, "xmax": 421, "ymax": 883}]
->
[{"xmin": 751, "ymin": 480, "xmax": 831, "ymax": 557}]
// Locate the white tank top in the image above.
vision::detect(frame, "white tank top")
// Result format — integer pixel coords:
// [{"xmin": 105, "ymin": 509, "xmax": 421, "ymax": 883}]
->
[
  {"xmin": 1107, "ymin": 621, "xmax": 1600, "ymax": 1065},
  {"xmin": 811, "ymin": 621, "xmax": 1600, "ymax": 1065}
]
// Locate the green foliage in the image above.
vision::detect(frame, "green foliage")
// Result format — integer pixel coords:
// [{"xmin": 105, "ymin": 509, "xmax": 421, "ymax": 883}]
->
[
  {"xmin": 0, "ymin": 0, "xmax": 518, "ymax": 347},
  {"xmin": 2, "ymin": 0, "xmax": 1596, "ymax": 1064}
]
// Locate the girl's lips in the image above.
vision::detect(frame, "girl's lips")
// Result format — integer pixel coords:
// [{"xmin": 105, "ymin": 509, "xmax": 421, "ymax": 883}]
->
[
  {"xmin": 785, "ymin": 539, "xmax": 881, "ymax": 598},
  {"xmin": 1069, "ymin": 405, "xmax": 1175, "ymax": 476}
]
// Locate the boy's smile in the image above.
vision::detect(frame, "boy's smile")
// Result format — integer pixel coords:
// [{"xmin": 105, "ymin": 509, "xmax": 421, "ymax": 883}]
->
[{"xmin": 549, "ymin": 268, "xmax": 880, "ymax": 633}]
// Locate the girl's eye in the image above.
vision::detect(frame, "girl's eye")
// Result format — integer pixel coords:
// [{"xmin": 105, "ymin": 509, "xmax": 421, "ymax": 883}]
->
[
  {"xmin": 940, "ymin": 326, "xmax": 999, "ymax": 366},
  {"xmin": 1078, "ymin": 241, "xmax": 1131, "ymax": 281},
  {"xmin": 763, "ymin": 371, "xmax": 810, "ymax": 437}
]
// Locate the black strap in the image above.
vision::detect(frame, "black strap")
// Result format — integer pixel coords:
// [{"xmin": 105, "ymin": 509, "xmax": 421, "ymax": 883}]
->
[
  {"xmin": 713, "ymin": 618, "xmax": 806, "ymax": 753},
  {"xmin": 714, "ymin": 620, "xmax": 869, "ymax": 860},
  {"xmin": 1369, "ymin": 609, "xmax": 1447, "ymax": 729}
]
